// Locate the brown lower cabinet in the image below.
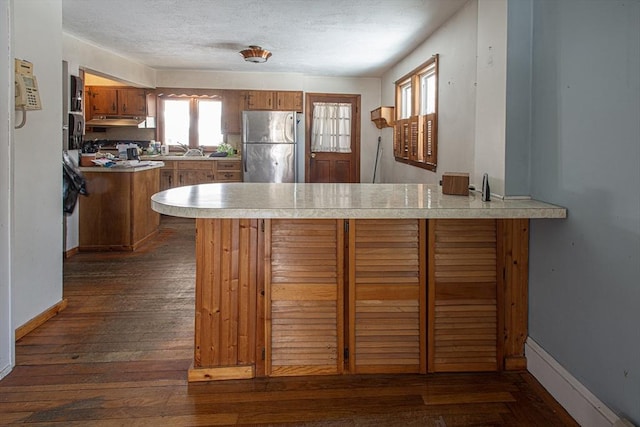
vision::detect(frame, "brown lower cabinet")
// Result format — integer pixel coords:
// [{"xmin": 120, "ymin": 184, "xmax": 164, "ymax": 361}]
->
[
  {"xmin": 189, "ymin": 217, "xmax": 529, "ymax": 381},
  {"xmin": 160, "ymin": 159, "xmax": 242, "ymax": 191}
]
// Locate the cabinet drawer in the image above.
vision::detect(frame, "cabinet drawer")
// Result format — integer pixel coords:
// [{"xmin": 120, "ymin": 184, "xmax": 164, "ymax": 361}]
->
[
  {"xmin": 216, "ymin": 171, "xmax": 242, "ymax": 182},
  {"xmin": 176, "ymin": 161, "xmax": 214, "ymax": 170},
  {"xmin": 217, "ymin": 160, "xmax": 241, "ymax": 171}
]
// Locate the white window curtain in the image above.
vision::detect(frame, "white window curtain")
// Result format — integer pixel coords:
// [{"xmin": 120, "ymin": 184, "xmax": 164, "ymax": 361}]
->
[{"xmin": 311, "ymin": 102, "xmax": 352, "ymax": 153}]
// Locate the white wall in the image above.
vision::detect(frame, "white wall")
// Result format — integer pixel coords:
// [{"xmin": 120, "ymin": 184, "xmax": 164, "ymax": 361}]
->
[
  {"xmin": 63, "ymin": 33, "xmax": 156, "ymax": 88},
  {"xmin": 474, "ymin": 0, "xmax": 508, "ymax": 196},
  {"xmin": 12, "ymin": 0, "xmax": 64, "ymax": 329},
  {"xmin": 379, "ymin": 0, "xmax": 479, "ymax": 185},
  {"xmin": 528, "ymin": 0, "xmax": 640, "ymax": 423},
  {"xmin": 0, "ymin": 0, "xmax": 14, "ymax": 380}
]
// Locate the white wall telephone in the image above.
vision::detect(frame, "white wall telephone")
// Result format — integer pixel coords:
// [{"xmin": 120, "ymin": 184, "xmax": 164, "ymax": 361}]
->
[{"xmin": 15, "ymin": 59, "xmax": 42, "ymax": 111}]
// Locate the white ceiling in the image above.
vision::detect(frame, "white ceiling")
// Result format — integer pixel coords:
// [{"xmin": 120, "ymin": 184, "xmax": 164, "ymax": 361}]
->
[{"xmin": 62, "ymin": 0, "xmax": 467, "ymax": 78}]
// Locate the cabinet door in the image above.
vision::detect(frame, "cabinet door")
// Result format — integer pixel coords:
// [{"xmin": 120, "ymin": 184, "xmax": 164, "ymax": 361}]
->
[
  {"xmin": 178, "ymin": 169, "xmax": 215, "ymax": 186},
  {"xmin": 349, "ymin": 219, "xmax": 426, "ymax": 374},
  {"xmin": 266, "ymin": 219, "xmax": 345, "ymax": 376},
  {"xmin": 176, "ymin": 160, "xmax": 215, "ymax": 186},
  {"xmin": 89, "ymin": 87, "xmax": 118, "ymax": 115},
  {"xmin": 119, "ymin": 88, "xmax": 147, "ymax": 116},
  {"xmin": 428, "ymin": 219, "xmax": 499, "ymax": 373},
  {"xmin": 160, "ymin": 169, "xmax": 174, "ymax": 191},
  {"xmin": 276, "ymin": 91, "xmax": 303, "ymax": 112},
  {"xmin": 222, "ymin": 90, "xmax": 242, "ymax": 133},
  {"xmin": 245, "ymin": 90, "xmax": 275, "ymax": 110}
]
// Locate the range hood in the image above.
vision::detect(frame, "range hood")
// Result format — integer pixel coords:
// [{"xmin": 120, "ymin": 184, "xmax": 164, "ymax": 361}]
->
[{"xmin": 86, "ymin": 115, "xmax": 146, "ymax": 127}]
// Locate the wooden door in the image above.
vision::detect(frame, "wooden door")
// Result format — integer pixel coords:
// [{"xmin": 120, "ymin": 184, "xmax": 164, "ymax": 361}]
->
[
  {"xmin": 265, "ymin": 219, "xmax": 345, "ymax": 376},
  {"xmin": 348, "ymin": 219, "xmax": 426, "ymax": 374},
  {"xmin": 427, "ymin": 219, "xmax": 500, "ymax": 372},
  {"xmin": 305, "ymin": 93, "xmax": 360, "ymax": 183}
]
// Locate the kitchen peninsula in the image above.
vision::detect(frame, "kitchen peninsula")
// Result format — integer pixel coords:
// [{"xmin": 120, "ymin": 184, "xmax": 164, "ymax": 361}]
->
[
  {"xmin": 151, "ymin": 183, "xmax": 566, "ymax": 382},
  {"xmin": 79, "ymin": 161, "xmax": 164, "ymax": 251}
]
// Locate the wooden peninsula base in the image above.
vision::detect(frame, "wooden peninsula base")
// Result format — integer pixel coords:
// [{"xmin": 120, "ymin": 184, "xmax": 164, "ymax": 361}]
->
[
  {"xmin": 150, "ymin": 183, "xmax": 566, "ymax": 382},
  {"xmin": 188, "ymin": 217, "xmax": 530, "ymax": 381}
]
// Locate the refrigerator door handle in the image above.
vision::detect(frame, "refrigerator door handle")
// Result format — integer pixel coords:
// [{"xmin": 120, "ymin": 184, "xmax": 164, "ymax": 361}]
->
[{"xmin": 243, "ymin": 146, "xmax": 248, "ymax": 172}]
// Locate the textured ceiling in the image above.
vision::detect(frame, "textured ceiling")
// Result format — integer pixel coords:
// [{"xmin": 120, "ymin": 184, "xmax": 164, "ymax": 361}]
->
[{"xmin": 62, "ymin": 0, "xmax": 467, "ymax": 77}]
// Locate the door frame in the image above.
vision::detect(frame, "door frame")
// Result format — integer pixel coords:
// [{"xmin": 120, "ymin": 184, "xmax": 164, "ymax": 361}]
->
[{"xmin": 304, "ymin": 93, "xmax": 361, "ymax": 183}]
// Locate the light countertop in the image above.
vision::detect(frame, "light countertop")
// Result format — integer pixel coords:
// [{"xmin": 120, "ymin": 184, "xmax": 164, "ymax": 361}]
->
[
  {"xmin": 151, "ymin": 183, "xmax": 567, "ymax": 219},
  {"xmin": 80, "ymin": 160, "xmax": 165, "ymax": 173},
  {"xmin": 140, "ymin": 155, "xmax": 241, "ymax": 161}
]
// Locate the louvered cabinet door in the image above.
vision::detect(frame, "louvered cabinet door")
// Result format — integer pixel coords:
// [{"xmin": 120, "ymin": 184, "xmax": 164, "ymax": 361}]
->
[
  {"xmin": 428, "ymin": 219, "xmax": 500, "ymax": 372},
  {"xmin": 349, "ymin": 219, "xmax": 426, "ymax": 374},
  {"xmin": 266, "ymin": 219, "xmax": 344, "ymax": 376}
]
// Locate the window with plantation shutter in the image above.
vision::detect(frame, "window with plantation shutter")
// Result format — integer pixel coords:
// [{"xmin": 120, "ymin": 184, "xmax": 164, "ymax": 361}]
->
[{"xmin": 394, "ymin": 55, "xmax": 438, "ymax": 171}]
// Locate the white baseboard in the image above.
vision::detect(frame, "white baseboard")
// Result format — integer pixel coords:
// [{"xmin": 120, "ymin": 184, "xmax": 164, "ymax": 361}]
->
[
  {"xmin": 526, "ymin": 337, "xmax": 628, "ymax": 427},
  {"xmin": 0, "ymin": 362, "xmax": 13, "ymax": 380}
]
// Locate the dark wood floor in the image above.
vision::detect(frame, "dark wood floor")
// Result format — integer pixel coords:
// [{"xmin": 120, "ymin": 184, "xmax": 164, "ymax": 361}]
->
[{"xmin": 0, "ymin": 216, "xmax": 578, "ymax": 426}]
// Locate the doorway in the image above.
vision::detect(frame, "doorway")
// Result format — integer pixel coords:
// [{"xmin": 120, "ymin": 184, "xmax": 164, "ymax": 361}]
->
[{"xmin": 305, "ymin": 93, "xmax": 361, "ymax": 183}]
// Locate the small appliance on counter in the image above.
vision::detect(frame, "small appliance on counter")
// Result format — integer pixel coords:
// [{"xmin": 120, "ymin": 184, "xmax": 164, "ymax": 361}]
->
[{"xmin": 242, "ymin": 110, "xmax": 297, "ymax": 183}]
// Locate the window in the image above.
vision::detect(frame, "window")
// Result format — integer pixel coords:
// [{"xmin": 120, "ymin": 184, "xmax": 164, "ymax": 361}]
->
[
  {"xmin": 311, "ymin": 102, "xmax": 352, "ymax": 153},
  {"xmin": 394, "ymin": 54, "xmax": 438, "ymax": 171},
  {"xmin": 159, "ymin": 93, "xmax": 223, "ymax": 150}
]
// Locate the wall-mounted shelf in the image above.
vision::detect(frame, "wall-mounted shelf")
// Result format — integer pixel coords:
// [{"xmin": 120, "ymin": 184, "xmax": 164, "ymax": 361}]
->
[{"xmin": 371, "ymin": 106, "xmax": 395, "ymax": 129}]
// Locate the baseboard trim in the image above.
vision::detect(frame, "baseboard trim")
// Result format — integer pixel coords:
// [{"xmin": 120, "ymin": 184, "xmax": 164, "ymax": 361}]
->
[
  {"xmin": 0, "ymin": 363, "xmax": 13, "ymax": 381},
  {"xmin": 15, "ymin": 299, "xmax": 68, "ymax": 341},
  {"xmin": 64, "ymin": 247, "xmax": 79, "ymax": 258},
  {"xmin": 526, "ymin": 337, "xmax": 623, "ymax": 427}
]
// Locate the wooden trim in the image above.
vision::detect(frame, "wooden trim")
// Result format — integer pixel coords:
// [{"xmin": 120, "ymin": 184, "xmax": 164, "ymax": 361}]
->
[
  {"xmin": 188, "ymin": 364, "xmax": 255, "ymax": 382},
  {"xmin": 418, "ymin": 219, "xmax": 427, "ymax": 374},
  {"xmin": 15, "ymin": 299, "xmax": 68, "ymax": 341},
  {"xmin": 255, "ymin": 219, "xmax": 266, "ymax": 377},
  {"xmin": 427, "ymin": 220, "xmax": 436, "ymax": 373},
  {"xmin": 348, "ymin": 219, "xmax": 356, "ymax": 373},
  {"xmin": 501, "ymin": 219, "xmax": 530, "ymax": 370},
  {"xmin": 64, "ymin": 247, "xmax": 79, "ymax": 259},
  {"xmin": 263, "ymin": 219, "xmax": 273, "ymax": 376}
]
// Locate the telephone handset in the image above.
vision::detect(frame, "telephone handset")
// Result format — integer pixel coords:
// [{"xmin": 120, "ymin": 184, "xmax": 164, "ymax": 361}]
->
[{"xmin": 15, "ymin": 59, "xmax": 42, "ymax": 111}]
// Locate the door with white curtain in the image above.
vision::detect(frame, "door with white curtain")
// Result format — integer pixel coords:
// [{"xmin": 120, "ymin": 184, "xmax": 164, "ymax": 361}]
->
[{"xmin": 305, "ymin": 93, "xmax": 360, "ymax": 183}]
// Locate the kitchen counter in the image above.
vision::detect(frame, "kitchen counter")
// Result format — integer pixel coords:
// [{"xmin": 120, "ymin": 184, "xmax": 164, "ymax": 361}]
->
[
  {"xmin": 141, "ymin": 154, "xmax": 241, "ymax": 161},
  {"xmin": 79, "ymin": 160, "xmax": 165, "ymax": 172},
  {"xmin": 153, "ymin": 182, "xmax": 566, "ymax": 382},
  {"xmin": 79, "ymin": 164, "xmax": 161, "ymax": 251},
  {"xmin": 151, "ymin": 183, "xmax": 566, "ymax": 219}
]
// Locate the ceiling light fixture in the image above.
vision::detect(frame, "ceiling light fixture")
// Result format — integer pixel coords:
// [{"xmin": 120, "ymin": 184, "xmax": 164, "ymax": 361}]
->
[{"xmin": 239, "ymin": 45, "xmax": 272, "ymax": 63}]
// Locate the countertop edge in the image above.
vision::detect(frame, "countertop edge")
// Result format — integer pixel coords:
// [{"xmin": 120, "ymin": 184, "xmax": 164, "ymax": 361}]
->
[
  {"xmin": 150, "ymin": 183, "xmax": 568, "ymax": 220},
  {"xmin": 80, "ymin": 161, "xmax": 165, "ymax": 173}
]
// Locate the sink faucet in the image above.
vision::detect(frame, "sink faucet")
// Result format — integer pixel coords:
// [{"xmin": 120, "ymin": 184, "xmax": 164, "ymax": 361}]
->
[{"xmin": 176, "ymin": 141, "xmax": 189, "ymax": 152}]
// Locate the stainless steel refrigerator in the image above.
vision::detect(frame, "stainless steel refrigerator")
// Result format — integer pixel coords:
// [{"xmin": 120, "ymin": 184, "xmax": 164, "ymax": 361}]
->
[{"xmin": 242, "ymin": 111, "xmax": 297, "ymax": 183}]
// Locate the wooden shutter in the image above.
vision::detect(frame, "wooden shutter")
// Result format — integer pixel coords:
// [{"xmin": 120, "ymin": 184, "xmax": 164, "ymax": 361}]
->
[
  {"xmin": 393, "ymin": 120, "xmax": 403, "ymax": 157},
  {"xmin": 422, "ymin": 113, "xmax": 437, "ymax": 169},
  {"xmin": 266, "ymin": 219, "xmax": 344, "ymax": 376},
  {"xmin": 428, "ymin": 219, "xmax": 499, "ymax": 372},
  {"xmin": 349, "ymin": 219, "xmax": 426, "ymax": 374},
  {"xmin": 408, "ymin": 116, "xmax": 420, "ymax": 161}
]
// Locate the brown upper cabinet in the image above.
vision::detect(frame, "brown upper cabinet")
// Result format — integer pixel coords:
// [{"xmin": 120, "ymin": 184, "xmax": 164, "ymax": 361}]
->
[
  {"xmin": 244, "ymin": 90, "xmax": 303, "ymax": 112},
  {"xmin": 222, "ymin": 90, "xmax": 242, "ymax": 134},
  {"xmin": 87, "ymin": 86, "xmax": 149, "ymax": 117}
]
